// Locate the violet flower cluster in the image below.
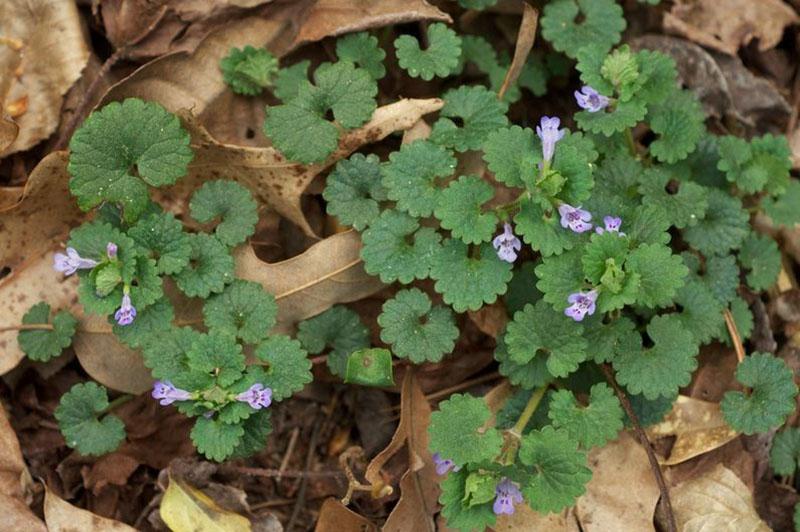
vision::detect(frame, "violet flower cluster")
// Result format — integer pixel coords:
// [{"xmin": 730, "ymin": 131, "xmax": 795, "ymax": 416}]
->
[
  {"xmin": 536, "ymin": 116, "xmax": 566, "ymax": 165},
  {"xmin": 151, "ymin": 381, "xmax": 273, "ymax": 411},
  {"xmin": 574, "ymin": 86, "xmax": 610, "ymax": 113},
  {"xmin": 492, "ymin": 223, "xmax": 522, "ymax": 263},
  {"xmin": 493, "ymin": 478, "xmax": 523, "ymax": 515}
]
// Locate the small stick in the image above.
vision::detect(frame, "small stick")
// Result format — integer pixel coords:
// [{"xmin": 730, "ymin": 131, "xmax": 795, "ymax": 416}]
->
[
  {"xmin": 278, "ymin": 427, "xmax": 301, "ymax": 479},
  {"xmin": 219, "ymin": 465, "xmax": 344, "ymax": 479},
  {"xmin": 287, "ymin": 417, "xmax": 323, "ymax": 531},
  {"xmin": 723, "ymin": 308, "xmax": 746, "ymax": 363},
  {"xmin": 601, "ymin": 363, "xmax": 677, "ymax": 532}
]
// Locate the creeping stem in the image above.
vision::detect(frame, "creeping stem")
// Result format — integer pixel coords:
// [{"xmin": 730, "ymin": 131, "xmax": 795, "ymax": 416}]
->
[{"xmin": 509, "ymin": 385, "xmax": 548, "ymax": 440}]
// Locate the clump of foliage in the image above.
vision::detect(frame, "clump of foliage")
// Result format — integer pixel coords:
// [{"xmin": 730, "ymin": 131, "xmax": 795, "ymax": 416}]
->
[{"xmin": 16, "ymin": 1, "xmax": 800, "ymax": 527}]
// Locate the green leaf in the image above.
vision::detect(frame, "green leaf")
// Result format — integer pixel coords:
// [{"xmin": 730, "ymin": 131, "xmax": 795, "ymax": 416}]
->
[
  {"xmin": 142, "ymin": 326, "xmax": 211, "ymax": 391},
  {"xmin": 600, "ymin": 45, "xmax": 641, "ymax": 102},
  {"xmin": 459, "ymin": 0, "xmax": 497, "ymax": 8},
  {"xmin": 395, "ymin": 23, "xmax": 461, "ymax": 80},
  {"xmin": 718, "ymin": 134, "xmax": 792, "ymax": 196},
  {"xmin": 430, "ymin": 85, "xmax": 508, "ymax": 152},
  {"xmin": 189, "ymin": 180, "xmax": 258, "ymax": 247},
  {"xmin": 613, "ymin": 314, "xmax": 699, "ymax": 399},
  {"xmin": 722, "ymin": 353, "xmax": 798, "ymax": 435},
  {"xmin": 683, "ymin": 189, "xmax": 749, "ymax": 256},
  {"xmin": 174, "ymin": 234, "xmax": 235, "ymax": 298},
  {"xmin": 625, "ymin": 243, "xmax": 688, "ymax": 309},
  {"xmin": 68, "ymin": 98, "xmax": 193, "ymax": 221},
  {"xmin": 128, "ymin": 257, "xmax": 163, "ymax": 311},
  {"xmin": 191, "ymin": 416, "xmax": 244, "ymax": 462},
  {"xmin": 68, "ymin": 221, "xmax": 137, "ymax": 278},
  {"xmin": 18, "ymin": 303, "xmax": 77, "ymax": 362},
  {"xmin": 581, "ymin": 232, "xmax": 629, "ymax": 285},
  {"xmin": 428, "ymin": 393, "xmax": 503, "ymax": 466},
  {"xmin": 483, "ymin": 126, "xmax": 539, "ymax": 188},
  {"xmin": 439, "ymin": 470, "xmax": 496, "ymax": 532},
  {"xmin": 647, "ymin": 89, "xmax": 705, "ymax": 164},
  {"xmin": 548, "ymin": 383, "xmax": 623, "ymax": 449},
  {"xmin": 725, "ymin": 296, "xmax": 753, "ymax": 345},
  {"xmin": 360, "ymin": 209, "xmax": 442, "ymax": 284},
  {"xmin": 263, "ymin": 62, "xmax": 377, "ymax": 163},
  {"xmin": 684, "ymin": 253, "xmax": 739, "ymax": 305},
  {"xmin": 220, "ymin": 45, "xmax": 278, "ymax": 96},
  {"xmin": 518, "ymin": 426, "xmax": 592, "ymax": 513},
  {"xmin": 540, "ymin": 0, "xmax": 625, "ymax": 59},
  {"xmin": 54, "ymin": 382, "xmax": 126, "ymax": 456},
  {"xmin": 203, "ymin": 280, "xmax": 277, "ymax": 344},
  {"xmin": 128, "ymin": 212, "xmax": 191, "ymax": 275},
  {"xmin": 513, "ymin": 199, "xmax": 578, "ymax": 257},
  {"xmin": 336, "ymin": 32, "xmax": 386, "ymax": 79},
  {"xmin": 296, "ymin": 306, "xmax": 370, "ymax": 378},
  {"xmin": 323, "ymin": 153, "xmax": 387, "ymax": 231},
  {"xmin": 495, "ymin": 332, "xmax": 553, "ymax": 390},
  {"xmin": 505, "ymin": 301, "xmax": 588, "ymax": 378},
  {"xmin": 382, "ymin": 140, "xmax": 456, "ymax": 217},
  {"xmin": 345, "ymin": 348, "xmax": 395, "ymax": 387},
  {"xmin": 93, "ymin": 263, "xmax": 122, "ymax": 296},
  {"xmin": 553, "ymin": 132, "xmax": 597, "ymax": 205},
  {"xmin": 230, "ymin": 409, "xmax": 272, "ymax": 459},
  {"xmin": 535, "ymin": 249, "xmax": 585, "ymax": 311},
  {"xmin": 430, "ymin": 240, "xmax": 513, "ymax": 313},
  {"xmin": 675, "ymin": 281, "xmax": 725, "ymax": 345},
  {"xmin": 575, "ymin": 99, "xmax": 647, "ymax": 136},
  {"xmin": 762, "ymin": 180, "xmax": 800, "ymax": 228},
  {"xmin": 274, "ymin": 60, "xmax": 310, "ymax": 102},
  {"xmin": 583, "ymin": 315, "xmax": 641, "ymax": 364},
  {"xmin": 186, "ymin": 332, "xmax": 246, "ymax": 387},
  {"xmin": 505, "ymin": 262, "xmax": 543, "ymax": 315},
  {"xmin": 770, "ymin": 428, "xmax": 800, "ymax": 475},
  {"xmin": 112, "ymin": 297, "xmax": 174, "ymax": 349},
  {"xmin": 638, "ymin": 168, "xmax": 709, "ymax": 229},
  {"xmin": 434, "ymin": 175, "xmax": 498, "ymax": 244},
  {"xmin": 378, "ymin": 288, "xmax": 459, "ymax": 363},
  {"xmin": 738, "ymin": 233, "xmax": 781, "ymax": 291},
  {"xmin": 255, "ymin": 335, "xmax": 312, "ymax": 401},
  {"xmin": 624, "ymin": 392, "xmax": 676, "ymax": 428},
  {"xmin": 669, "ymin": 136, "xmax": 727, "ymax": 189}
]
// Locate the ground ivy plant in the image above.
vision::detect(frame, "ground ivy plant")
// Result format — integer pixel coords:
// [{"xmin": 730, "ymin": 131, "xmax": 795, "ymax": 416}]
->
[
  {"xmin": 14, "ymin": 0, "xmax": 799, "ymax": 527},
  {"xmin": 19, "ymin": 98, "xmax": 313, "ymax": 462}
]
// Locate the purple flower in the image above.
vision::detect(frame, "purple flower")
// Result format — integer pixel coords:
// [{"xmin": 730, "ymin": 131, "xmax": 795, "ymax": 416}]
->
[
  {"xmin": 536, "ymin": 116, "xmax": 566, "ymax": 164},
  {"xmin": 558, "ymin": 204, "xmax": 593, "ymax": 233},
  {"xmin": 493, "ymin": 478, "xmax": 523, "ymax": 516},
  {"xmin": 152, "ymin": 380, "xmax": 192, "ymax": 406},
  {"xmin": 565, "ymin": 290, "xmax": 598, "ymax": 322},
  {"xmin": 53, "ymin": 247, "xmax": 98, "ymax": 276},
  {"xmin": 236, "ymin": 383, "xmax": 272, "ymax": 410},
  {"xmin": 106, "ymin": 242, "xmax": 118, "ymax": 259},
  {"xmin": 492, "ymin": 223, "xmax": 522, "ymax": 263},
  {"xmin": 432, "ymin": 453, "xmax": 460, "ymax": 475},
  {"xmin": 575, "ymin": 86, "xmax": 610, "ymax": 113},
  {"xmin": 114, "ymin": 293, "xmax": 136, "ymax": 326},
  {"xmin": 595, "ymin": 216, "xmax": 625, "ymax": 236}
]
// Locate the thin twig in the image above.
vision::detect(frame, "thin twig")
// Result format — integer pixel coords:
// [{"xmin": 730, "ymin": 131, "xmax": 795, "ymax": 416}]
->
[
  {"xmin": 218, "ymin": 465, "xmax": 344, "ymax": 479},
  {"xmin": 278, "ymin": 427, "xmax": 301, "ymax": 479},
  {"xmin": 287, "ymin": 416, "xmax": 323, "ymax": 531},
  {"xmin": 723, "ymin": 308, "xmax": 746, "ymax": 363},
  {"xmin": 601, "ymin": 363, "xmax": 677, "ymax": 532}
]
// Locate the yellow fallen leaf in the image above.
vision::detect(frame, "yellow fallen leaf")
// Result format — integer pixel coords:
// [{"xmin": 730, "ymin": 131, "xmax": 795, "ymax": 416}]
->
[
  {"xmin": 160, "ymin": 474, "xmax": 252, "ymax": 532},
  {"xmin": 44, "ymin": 485, "xmax": 135, "ymax": 531},
  {"xmin": 647, "ymin": 395, "xmax": 738, "ymax": 466},
  {"xmin": 670, "ymin": 464, "xmax": 769, "ymax": 531}
]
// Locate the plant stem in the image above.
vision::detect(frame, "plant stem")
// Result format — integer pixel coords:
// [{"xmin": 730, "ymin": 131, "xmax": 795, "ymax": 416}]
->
[
  {"xmin": 104, "ymin": 394, "xmax": 134, "ymax": 414},
  {"xmin": 0, "ymin": 323, "xmax": 54, "ymax": 333},
  {"xmin": 624, "ymin": 128, "xmax": 638, "ymax": 157},
  {"xmin": 509, "ymin": 385, "xmax": 547, "ymax": 439}
]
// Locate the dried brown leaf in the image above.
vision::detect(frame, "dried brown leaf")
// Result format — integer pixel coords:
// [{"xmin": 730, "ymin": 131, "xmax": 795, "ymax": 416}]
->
[
  {"xmin": 497, "ymin": 4, "xmax": 538, "ymax": 100},
  {"xmin": 0, "ymin": 404, "xmax": 33, "ymax": 502},
  {"xmin": 495, "ymin": 505, "xmax": 579, "ymax": 531},
  {"xmin": 574, "ymin": 432, "xmax": 661, "ymax": 532},
  {"xmin": 315, "ymin": 498, "xmax": 377, "ymax": 532},
  {"xmin": 0, "ymin": 116, "xmax": 17, "ymax": 152},
  {"xmin": 664, "ymin": 0, "xmax": 799, "ymax": 56},
  {"xmin": 0, "ymin": 0, "xmax": 89, "ymax": 155},
  {"xmin": 669, "ymin": 464, "xmax": 770, "ymax": 531},
  {"xmin": 44, "ymin": 484, "xmax": 136, "ymax": 531},
  {"xmin": 648, "ymin": 395, "xmax": 739, "ymax": 466},
  {"xmin": 0, "ymin": 493, "xmax": 46, "ymax": 532}
]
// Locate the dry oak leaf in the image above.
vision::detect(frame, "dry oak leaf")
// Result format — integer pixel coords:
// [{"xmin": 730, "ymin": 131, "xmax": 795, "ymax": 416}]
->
[
  {"xmin": 0, "ymin": 152, "xmax": 84, "ymax": 375},
  {"xmin": 574, "ymin": 432, "xmax": 660, "ymax": 532},
  {"xmin": 0, "ymin": 493, "xmax": 46, "ymax": 532},
  {"xmin": 664, "ymin": 0, "xmax": 799, "ymax": 56},
  {"xmin": 647, "ymin": 395, "xmax": 739, "ymax": 466},
  {"xmin": 44, "ymin": 485, "xmax": 135, "ymax": 532},
  {"xmin": 315, "ymin": 498, "xmax": 377, "ymax": 532},
  {"xmin": 0, "ymin": 404, "xmax": 33, "ymax": 502},
  {"xmin": 236, "ymin": 230, "xmax": 384, "ymax": 331},
  {"xmin": 669, "ymin": 464, "xmax": 770, "ymax": 531},
  {"xmin": 0, "ymin": 0, "xmax": 90, "ymax": 156},
  {"xmin": 175, "ymin": 98, "xmax": 443, "ymax": 235}
]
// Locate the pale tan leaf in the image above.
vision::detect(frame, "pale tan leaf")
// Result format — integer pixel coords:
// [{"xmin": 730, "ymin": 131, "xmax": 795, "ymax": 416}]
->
[
  {"xmin": 236, "ymin": 231, "xmax": 384, "ymax": 331},
  {"xmin": 160, "ymin": 474, "xmax": 252, "ymax": 532},
  {"xmin": 0, "ymin": 493, "xmax": 46, "ymax": 532},
  {"xmin": 0, "ymin": 116, "xmax": 17, "ymax": 152},
  {"xmin": 495, "ymin": 505, "xmax": 580, "ymax": 531},
  {"xmin": 315, "ymin": 498, "xmax": 377, "ymax": 532},
  {"xmin": 575, "ymin": 432, "xmax": 660, "ymax": 532},
  {"xmin": 498, "ymin": 4, "xmax": 538, "ymax": 100},
  {"xmin": 0, "ymin": 0, "xmax": 90, "ymax": 155},
  {"xmin": 292, "ymin": 0, "xmax": 450, "ymax": 47},
  {"xmin": 664, "ymin": 0, "xmax": 799, "ymax": 56},
  {"xmin": 647, "ymin": 395, "xmax": 739, "ymax": 466},
  {"xmin": 0, "ymin": 405, "xmax": 33, "ymax": 501},
  {"xmin": 44, "ymin": 485, "xmax": 136, "ymax": 531},
  {"xmin": 176, "ymin": 98, "xmax": 443, "ymax": 235},
  {"xmin": 670, "ymin": 464, "xmax": 770, "ymax": 532},
  {"xmin": 72, "ymin": 315, "xmax": 153, "ymax": 395}
]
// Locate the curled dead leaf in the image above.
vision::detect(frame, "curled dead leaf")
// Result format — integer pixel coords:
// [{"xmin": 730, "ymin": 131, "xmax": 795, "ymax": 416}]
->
[
  {"xmin": 647, "ymin": 395, "xmax": 739, "ymax": 466},
  {"xmin": 44, "ymin": 485, "xmax": 136, "ymax": 531},
  {"xmin": 315, "ymin": 498, "xmax": 377, "ymax": 532},
  {"xmin": 0, "ymin": 404, "xmax": 33, "ymax": 503},
  {"xmin": 668, "ymin": 464, "xmax": 770, "ymax": 531},
  {"xmin": 0, "ymin": 0, "xmax": 90, "ymax": 155},
  {"xmin": 160, "ymin": 474, "xmax": 253, "ymax": 532},
  {"xmin": 664, "ymin": 0, "xmax": 799, "ymax": 56},
  {"xmin": 236, "ymin": 230, "xmax": 384, "ymax": 331}
]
